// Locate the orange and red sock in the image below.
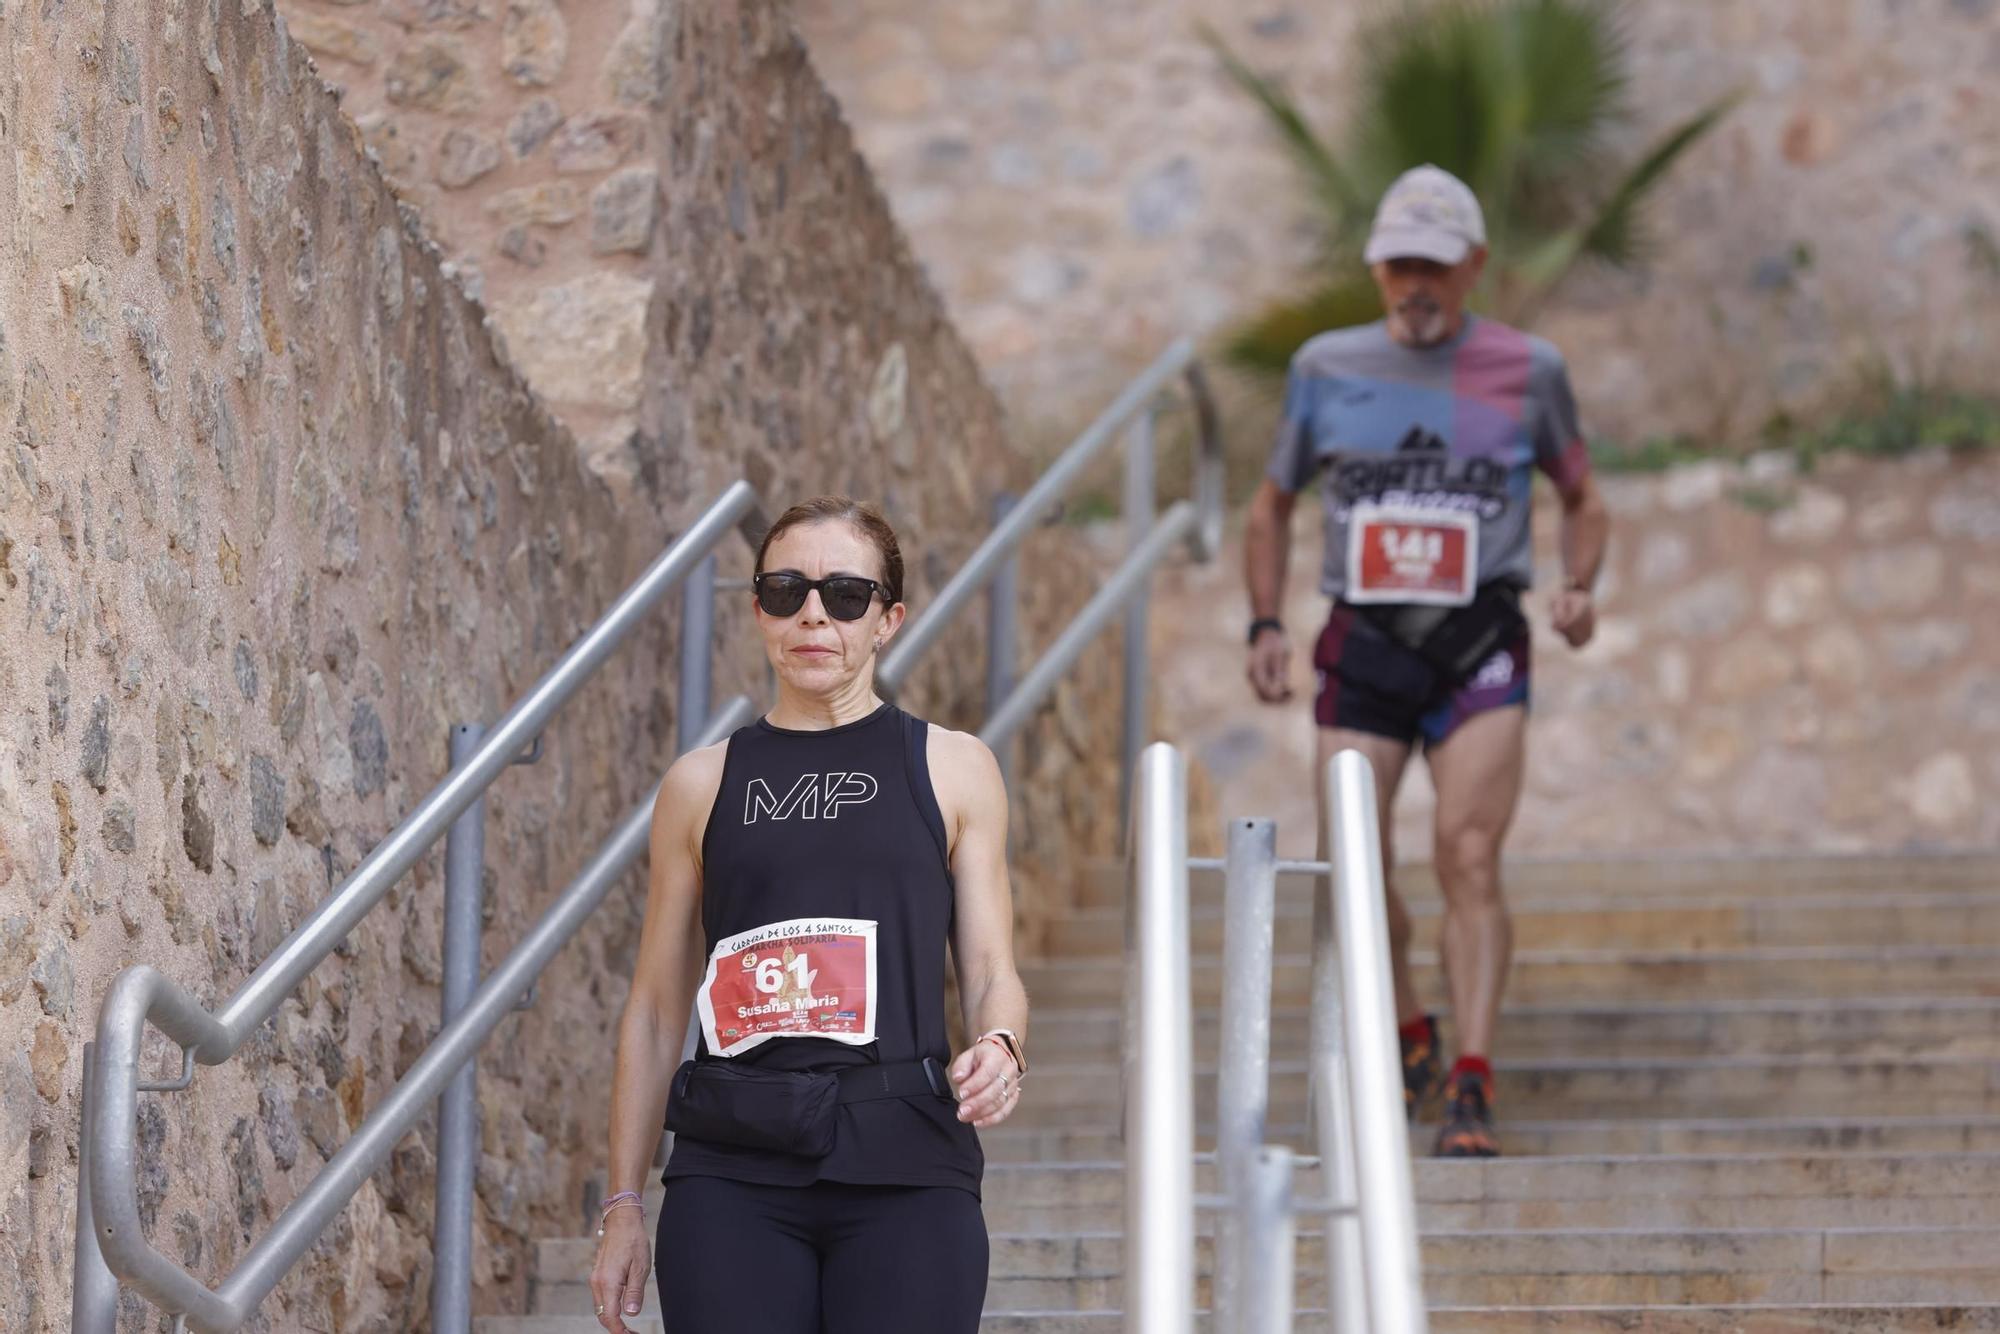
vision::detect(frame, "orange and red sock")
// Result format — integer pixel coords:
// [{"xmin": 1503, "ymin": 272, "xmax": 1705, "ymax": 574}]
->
[{"xmin": 1449, "ymin": 1054, "xmax": 1493, "ymax": 1085}]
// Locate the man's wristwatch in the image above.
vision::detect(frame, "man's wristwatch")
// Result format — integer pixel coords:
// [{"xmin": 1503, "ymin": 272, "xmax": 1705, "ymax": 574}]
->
[
  {"xmin": 978, "ymin": 1028, "xmax": 1027, "ymax": 1075},
  {"xmin": 1247, "ymin": 616, "xmax": 1284, "ymax": 645}
]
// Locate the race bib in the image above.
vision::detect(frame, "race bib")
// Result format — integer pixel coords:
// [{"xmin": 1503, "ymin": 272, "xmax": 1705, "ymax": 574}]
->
[
  {"xmin": 696, "ymin": 917, "xmax": 878, "ymax": 1058},
  {"xmin": 1346, "ymin": 504, "xmax": 1479, "ymax": 607}
]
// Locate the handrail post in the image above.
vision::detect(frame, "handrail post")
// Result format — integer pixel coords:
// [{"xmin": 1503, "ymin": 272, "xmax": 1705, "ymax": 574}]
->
[
  {"xmin": 678, "ymin": 553, "xmax": 716, "ymax": 752},
  {"xmin": 1308, "ymin": 843, "xmax": 1368, "ymax": 1334},
  {"xmin": 985, "ymin": 493, "xmax": 1019, "ymax": 801},
  {"xmin": 1241, "ymin": 1144, "xmax": 1297, "ymax": 1334},
  {"xmin": 1119, "ymin": 409, "xmax": 1156, "ymax": 844},
  {"xmin": 1125, "ymin": 743, "xmax": 1194, "ymax": 1334},
  {"xmin": 72, "ymin": 1043, "xmax": 120, "ymax": 1333},
  {"xmin": 1325, "ymin": 750, "xmax": 1428, "ymax": 1334},
  {"xmin": 1215, "ymin": 818, "xmax": 1279, "ymax": 1334},
  {"xmin": 432, "ymin": 723, "xmax": 488, "ymax": 1334}
]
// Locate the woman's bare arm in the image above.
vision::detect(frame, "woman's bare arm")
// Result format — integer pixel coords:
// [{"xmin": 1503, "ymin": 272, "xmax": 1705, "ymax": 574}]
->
[
  {"xmin": 932, "ymin": 727, "xmax": 1029, "ymax": 1129},
  {"xmin": 591, "ymin": 742, "xmax": 722, "ymax": 1330}
]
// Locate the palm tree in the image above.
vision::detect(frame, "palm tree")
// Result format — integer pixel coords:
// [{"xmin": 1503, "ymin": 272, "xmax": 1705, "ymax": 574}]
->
[{"xmin": 1203, "ymin": 0, "xmax": 1736, "ymax": 378}]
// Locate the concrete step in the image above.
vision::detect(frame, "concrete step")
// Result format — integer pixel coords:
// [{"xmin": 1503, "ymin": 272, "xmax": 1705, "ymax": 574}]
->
[
  {"xmin": 1027, "ymin": 996, "xmax": 2000, "ymax": 1062},
  {"xmin": 981, "ymin": 1113, "xmax": 2000, "ymax": 1163},
  {"xmin": 544, "ymin": 1155, "xmax": 2000, "ymax": 1251},
  {"xmin": 1074, "ymin": 853, "xmax": 2000, "ymax": 910},
  {"xmin": 1000, "ymin": 1053, "xmax": 2000, "ymax": 1125},
  {"xmin": 976, "ymin": 1307, "xmax": 2000, "ymax": 1333},
  {"xmin": 1046, "ymin": 889, "xmax": 2000, "ymax": 956},
  {"xmin": 1425, "ymin": 1308, "xmax": 2000, "ymax": 1333},
  {"xmin": 523, "ymin": 1226, "xmax": 2000, "ymax": 1313},
  {"xmin": 471, "ymin": 1306, "xmax": 2000, "ymax": 1333},
  {"xmin": 985, "ymin": 1225, "xmax": 2000, "ymax": 1308},
  {"xmin": 1018, "ymin": 944, "xmax": 2000, "ymax": 1006}
]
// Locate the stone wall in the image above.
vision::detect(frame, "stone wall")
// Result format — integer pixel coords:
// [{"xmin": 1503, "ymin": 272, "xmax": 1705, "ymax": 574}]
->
[
  {"xmin": 789, "ymin": 0, "xmax": 2000, "ymax": 450},
  {"xmin": 1, "ymin": 0, "xmax": 1122, "ymax": 1329},
  {"xmin": 273, "ymin": 0, "xmax": 669, "ymax": 480},
  {"xmin": 1152, "ymin": 451, "xmax": 2000, "ymax": 860}
]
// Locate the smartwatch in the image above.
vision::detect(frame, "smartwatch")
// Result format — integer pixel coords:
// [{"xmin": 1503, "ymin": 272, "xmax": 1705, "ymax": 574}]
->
[{"xmin": 1247, "ymin": 617, "xmax": 1284, "ymax": 645}]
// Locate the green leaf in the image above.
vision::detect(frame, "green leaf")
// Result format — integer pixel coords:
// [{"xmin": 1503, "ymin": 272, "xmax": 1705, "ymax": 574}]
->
[
  {"xmin": 1197, "ymin": 23, "xmax": 1371, "ymax": 235},
  {"xmin": 1576, "ymin": 89, "xmax": 1742, "ymax": 266},
  {"xmin": 1506, "ymin": 0, "xmax": 1632, "ymax": 173},
  {"xmin": 1217, "ymin": 276, "xmax": 1386, "ymax": 381},
  {"xmin": 1205, "ymin": 0, "xmax": 1738, "ymax": 349}
]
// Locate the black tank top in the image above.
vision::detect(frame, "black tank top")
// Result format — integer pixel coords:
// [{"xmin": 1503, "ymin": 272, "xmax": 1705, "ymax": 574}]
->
[{"xmin": 662, "ymin": 703, "xmax": 984, "ymax": 1196}]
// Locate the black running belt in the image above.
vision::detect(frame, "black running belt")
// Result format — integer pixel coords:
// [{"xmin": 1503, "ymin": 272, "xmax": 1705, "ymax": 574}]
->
[{"xmin": 835, "ymin": 1057, "xmax": 952, "ymax": 1104}]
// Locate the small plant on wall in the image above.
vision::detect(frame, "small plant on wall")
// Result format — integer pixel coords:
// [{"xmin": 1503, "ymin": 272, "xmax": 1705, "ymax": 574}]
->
[{"xmin": 1202, "ymin": 0, "xmax": 1736, "ymax": 379}]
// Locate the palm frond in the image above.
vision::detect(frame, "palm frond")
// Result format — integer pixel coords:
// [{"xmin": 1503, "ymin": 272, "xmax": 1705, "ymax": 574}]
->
[
  {"xmin": 1505, "ymin": 0, "xmax": 1632, "ymax": 174},
  {"xmin": 1350, "ymin": 1, "xmax": 1511, "ymax": 198},
  {"xmin": 1197, "ymin": 23, "xmax": 1371, "ymax": 234},
  {"xmin": 1217, "ymin": 276, "xmax": 1385, "ymax": 381},
  {"xmin": 1576, "ymin": 89, "xmax": 1741, "ymax": 265},
  {"xmin": 1207, "ymin": 0, "xmax": 1738, "ymax": 350}
]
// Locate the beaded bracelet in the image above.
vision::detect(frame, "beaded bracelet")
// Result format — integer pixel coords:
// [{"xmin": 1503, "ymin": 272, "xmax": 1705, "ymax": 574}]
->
[{"xmin": 596, "ymin": 1198, "xmax": 644, "ymax": 1238}]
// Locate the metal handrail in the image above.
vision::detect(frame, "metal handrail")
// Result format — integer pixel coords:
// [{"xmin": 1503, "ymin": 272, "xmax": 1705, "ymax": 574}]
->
[
  {"xmin": 75, "ymin": 484, "xmax": 766, "ymax": 1333},
  {"xmin": 78, "ymin": 335, "xmax": 1229, "ymax": 1332},
  {"xmin": 876, "ymin": 336, "xmax": 1224, "ymax": 693},
  {"xmin": 1127, "ymin": 743, "xmax": 1196, "ymax": 1332},
  {"xmin": 1316, "ymin": 749, "xmax": 1427, "ymax": 1333},
  {"xmin": 978, "ymin": 499, "xmax": 1199, "ymax": 750},
  {"xmin": 1135, "ymin": 748, "xmax": 1427, "ymax": 1334}
]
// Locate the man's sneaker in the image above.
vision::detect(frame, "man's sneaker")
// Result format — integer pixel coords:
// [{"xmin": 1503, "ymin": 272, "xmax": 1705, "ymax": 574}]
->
[
  {"xmin": 1435, "ymin": 1070, "xmax": 1500, "ymax": 1158},
  {"xmin": 1400, "ymin": 1015, "xmax": 1443, "ymax": 1122}
]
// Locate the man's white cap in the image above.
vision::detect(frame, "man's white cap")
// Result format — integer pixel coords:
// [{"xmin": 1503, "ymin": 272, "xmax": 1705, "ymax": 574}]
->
[{"xmin": 1363, "ymin": 165, "xmax": 1487, "ymax": 266}]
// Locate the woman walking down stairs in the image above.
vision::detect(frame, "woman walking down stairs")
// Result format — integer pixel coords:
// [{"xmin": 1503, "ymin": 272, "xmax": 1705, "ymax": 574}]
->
[{"xmin": 492, "ymin": 852, "xmax": 2000, "ymax": 1331}]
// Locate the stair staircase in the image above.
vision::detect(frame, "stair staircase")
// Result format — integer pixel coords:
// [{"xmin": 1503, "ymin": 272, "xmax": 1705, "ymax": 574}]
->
[{"xmin": 488, "ymin": 852, "xmax": 2000, "ymax": 1331}]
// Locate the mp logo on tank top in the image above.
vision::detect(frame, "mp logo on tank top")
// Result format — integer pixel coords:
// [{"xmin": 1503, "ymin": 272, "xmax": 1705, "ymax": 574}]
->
[{"xmin": 742, "ymin": 771, "xmax": 879, "ymax": 823}]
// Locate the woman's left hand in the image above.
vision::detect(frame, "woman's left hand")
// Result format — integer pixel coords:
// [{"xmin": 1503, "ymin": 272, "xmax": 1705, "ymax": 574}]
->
[{"xmin": 949, "ymin": 1039, "xmax": 1022, "ymax": 1129}]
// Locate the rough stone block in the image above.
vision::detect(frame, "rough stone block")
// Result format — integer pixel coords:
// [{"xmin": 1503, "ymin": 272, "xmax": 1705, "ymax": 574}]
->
[
  {"xmin": 385, "ymin": 36, "xmax": 480, "ymax": 112},
  {"xmin": 551, "ymin": 111, "xmax": 644, "ymax": 174},
  {"xmin": 508, "ymin": 95, "xmax": 563, "ymax": 158},
  {"xmin": 590, "ymin": 167, "xmax": 659, "ymax": 254},
  {"xmin": 503, "ymin": 0, "xmax": 568, "ymax": 87},
  {"xmin": 604, "ymin": 0, "xmax": 667, "ymax": 105},
  {"xmin": 438, "ymin": 127, "xmax": 503, "ymax": 189},
  {"xmin": 485, "ymin": 181, "xmax": 581, "ymax": 227},
  {"xmin": 1841, "ymin": 544, "xmax": 1945, "ymax": 612},
  {"xmin": 489, "ymin": 272, "xmax": 653, "ymax": 412}
]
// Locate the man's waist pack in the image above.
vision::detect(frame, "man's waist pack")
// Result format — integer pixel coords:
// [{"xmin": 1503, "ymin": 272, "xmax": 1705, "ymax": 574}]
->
[
  {"xmin": 1353, "ymin": 582, "xmax": 1527, "ymax": 685},
  {"xmin": 666, "ymin": 1055, "xmax": 953, "ymax": 1159}
]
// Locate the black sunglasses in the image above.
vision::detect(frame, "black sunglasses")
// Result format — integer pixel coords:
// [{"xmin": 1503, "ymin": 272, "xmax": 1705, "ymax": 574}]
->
[{"xmin": 752, "ymin": 571, "xmax": 889, "ymax": 622}]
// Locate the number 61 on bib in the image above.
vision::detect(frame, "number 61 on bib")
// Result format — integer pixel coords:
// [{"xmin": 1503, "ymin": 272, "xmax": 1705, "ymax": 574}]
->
[{"xmin": 696, "ymin": 917, "xmax": 878, "ymax": 1058}]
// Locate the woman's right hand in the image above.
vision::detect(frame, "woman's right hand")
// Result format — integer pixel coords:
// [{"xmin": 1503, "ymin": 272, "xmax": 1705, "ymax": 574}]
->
[{"xmin": 589, "ymin": 1210, "xmax": 652, "ymax": 1332}]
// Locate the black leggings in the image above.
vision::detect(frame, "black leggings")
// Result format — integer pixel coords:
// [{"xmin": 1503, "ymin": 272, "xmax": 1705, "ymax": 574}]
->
[{"xmin": 653, "ymin": 1175, "xmax": 989, "ymax": 1333}]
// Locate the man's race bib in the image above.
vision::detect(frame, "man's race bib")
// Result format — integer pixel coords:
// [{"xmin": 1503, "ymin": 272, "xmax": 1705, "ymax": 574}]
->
[
  {"xmin": 696, "ymin": 917, "xmax": 878, "ymax": 1058},
  {"xmin": 1345, "ymin": 503, "xmax": 1479, "ymax": 607}
]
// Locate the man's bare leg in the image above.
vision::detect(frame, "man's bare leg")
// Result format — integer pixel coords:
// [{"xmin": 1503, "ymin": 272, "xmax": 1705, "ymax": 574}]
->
[
  {"xmin": 1424, "ymin": 705, "xmax": 1528, "ymax": 1060},
  {"xmin": 1314, "ymin": 728, "xmax": 1419, "ymax": 1024}
]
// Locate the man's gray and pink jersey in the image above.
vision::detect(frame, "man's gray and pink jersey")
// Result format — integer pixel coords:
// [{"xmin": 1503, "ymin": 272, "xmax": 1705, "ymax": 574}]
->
[{"xmin": 1266, "ymin": 316, "xmax": 1592, "ymax": 600}]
